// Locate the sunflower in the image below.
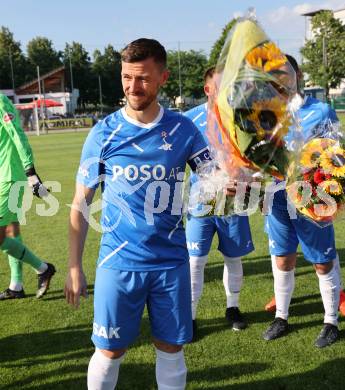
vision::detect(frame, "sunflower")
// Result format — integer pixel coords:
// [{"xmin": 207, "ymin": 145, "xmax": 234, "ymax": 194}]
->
[
  {"xmin": 320, "ymin": 145, "xmax": 345, "ymax": 177},
  {"xmin": 319, "ymin": 179, "xmax": 343, "ymax": 195},
  {"xmin": 300, "ymin": 138, "xmax": 336, "ymax": 169},
  {"xmin": 246, "ymin": 42, "xmax": 287, "ymax": 72},
  {"xmin": 247, "ymin": 97, "xmax": 291, "ymax": 141}
]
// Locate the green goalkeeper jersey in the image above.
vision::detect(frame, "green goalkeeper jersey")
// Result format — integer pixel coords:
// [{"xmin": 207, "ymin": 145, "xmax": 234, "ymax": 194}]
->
[{"xmin": 0, "ymin": 94, "xmax": 34, "ymax": 182}]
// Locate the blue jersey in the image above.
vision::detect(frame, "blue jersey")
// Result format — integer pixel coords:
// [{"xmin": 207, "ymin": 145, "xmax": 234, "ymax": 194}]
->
[
  {"xmin": 273, "ymin": 96, "xmax": 339, "ymax": 210},
  {"xmin": 184, "ymin": 103, "xmax": 208, "ymax": 143},
  {"xmin": 184, "ymin": 103, "xmax": 208, "ymax": 186},
  {"xmin": 77, "ymin": 106, "xmax": 209, "ymax": 271},
  {"xmin": 184, "ymin": 104, "xmax": 254, "ymax": 257}
]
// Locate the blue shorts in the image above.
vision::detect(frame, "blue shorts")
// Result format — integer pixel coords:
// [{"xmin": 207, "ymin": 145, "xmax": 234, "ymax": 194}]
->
[
  {"xmin": 185, "ymin": 214, "xmax": 254, "ymax": 257},
  {"xmin": 265, "ymin": 207, "xmax": 336, "ymax": 264},
  {"xmin": 92, "ymin": 262, "xmax": 192, "ymax": 350}
]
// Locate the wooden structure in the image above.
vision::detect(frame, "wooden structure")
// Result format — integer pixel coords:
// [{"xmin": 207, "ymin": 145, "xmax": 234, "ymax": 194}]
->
[{"xmin": 16, "ymin": 66, "xmax": 66, "ymax": 95}]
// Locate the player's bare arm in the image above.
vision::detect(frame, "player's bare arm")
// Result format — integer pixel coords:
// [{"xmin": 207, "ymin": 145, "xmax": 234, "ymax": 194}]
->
[{"xmin": 65, "ymin": 183, "xmax": 95, "ymax": 308}]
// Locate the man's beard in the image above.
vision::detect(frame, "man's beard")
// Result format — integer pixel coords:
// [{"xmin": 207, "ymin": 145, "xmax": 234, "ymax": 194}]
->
[{"xmin": 126, "ymin": 92, "xmax": 157, "ymax": 111}]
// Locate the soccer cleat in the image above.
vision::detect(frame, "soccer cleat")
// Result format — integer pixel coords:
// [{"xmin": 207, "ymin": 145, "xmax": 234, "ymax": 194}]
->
[
  {"xmin": 264, "ymin": 297, "xmax": 276, "ymax": 312},
  {"xmin": 263, "ymin": 318, "xmax": 288, "ymax": 341},
  {"xmin": 338, "ymin": 290, "xmax": 345, "ymax": 317},
  {"xmin": 36, "ymin": 263, "xmax": 56, "ymax": 298},
  {"xmin": 0, "ymin": 288, "xmax": 25, "ymax": 300},
  {"xmin": 225, "ymin": 307, "xmax": 247, "ymax": 331},
  {"xmin": 315, "ymin": 324, "xmax": 339, "ymax": 348}
]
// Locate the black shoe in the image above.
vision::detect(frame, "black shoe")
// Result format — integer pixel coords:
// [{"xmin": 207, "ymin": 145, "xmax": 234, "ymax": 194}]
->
[
  {"xmin": 263, "ymin": 318, "xmax": 288, "ymax": 340},
  {"xmin": 36, "ymin": 263, "xmax": 56, "ymax": 298},
  {"xmin": 0, "ymin": 288, "xmax": 25, "ymax": 300},
  {"xmin": 225, "ymin": 307, "xmax": 247, "ymax": 331},
  {"xmin": 315, "ymin": 324, "xmax": 339, "ymax": 348}
]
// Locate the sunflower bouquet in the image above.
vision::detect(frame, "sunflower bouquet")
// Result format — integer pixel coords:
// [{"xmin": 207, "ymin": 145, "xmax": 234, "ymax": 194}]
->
[
  {"xmin": 206, "ymin": 15, "xmax": 297, "ymax": 182},
  {"xmin": 286, "ymin": 137, "xmax": 345, "ymax": 225},
  {"xmin": 190, "ymin": 15, "xmax": 298, "ymax": 217}
]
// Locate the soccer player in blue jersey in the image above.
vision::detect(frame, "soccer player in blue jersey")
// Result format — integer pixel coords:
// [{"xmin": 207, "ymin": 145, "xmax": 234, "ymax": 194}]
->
[
  {"xmin": 184, "ymin": 67, "xmax": 254, "ymax": 338},
  {"xmin": 64, "ymin": 38, "xmax": 211, "ymax": 389},
  {"xmin": 263, "ymin": 55, "xmax": 342, "ymax": 348}
]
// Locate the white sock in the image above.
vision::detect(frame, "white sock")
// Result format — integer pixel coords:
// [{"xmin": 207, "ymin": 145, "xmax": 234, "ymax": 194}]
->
[
  {"xmin": 189, "ymin": 255, "xmax": 208, "ymax": 320},
  {"xmin": 333, "ymin": 253, "xmax": 343, "ymax": 290},
  {"xmin": 272, "ymin": 256, "xmax": 295, "ymax": 320},
  {"xmin": 223, "ymin": 256, "xmax": 243, "ymax": 308},
  {"xmin": 271, "ymin": 255, "xmax": 278, "ymax": 278},
  {"xmin": 9, "ymin": 281, "xmax": 23, "ymax": 291},
  {"xmin": 87, "ymin": 348, "xmax": 125, "ymax": 390},
  {"xmin": 317, "ymin": 266, "xmax": 340, "ymax": 326},
  {"xmin": 36, "ymin": 262, "xmax": 48, "ymax": 274},
  {"xmin": 155, "ymin": 348, "xmax": 187, "ymax": 390}
]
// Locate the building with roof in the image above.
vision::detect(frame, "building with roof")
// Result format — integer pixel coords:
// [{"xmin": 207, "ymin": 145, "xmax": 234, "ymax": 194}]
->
[{"xmin": 1, "ymin": 66, "xmax": 79, "ymax": 117}]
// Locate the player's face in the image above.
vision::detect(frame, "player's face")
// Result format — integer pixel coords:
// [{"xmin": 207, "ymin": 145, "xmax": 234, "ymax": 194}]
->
[
  {"xmin": 121, "ymin": 58, "xmax": 169, "ymax": 111},
  {"xmin": 272, "ymin": 62, "xmax": 298, "ymax": 101}
]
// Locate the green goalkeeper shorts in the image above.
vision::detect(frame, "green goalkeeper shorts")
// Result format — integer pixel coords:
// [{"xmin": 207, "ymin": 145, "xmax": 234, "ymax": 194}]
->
[{"xmin": 0, "ymin": 182, "xmax": 24, "ymax": 226}]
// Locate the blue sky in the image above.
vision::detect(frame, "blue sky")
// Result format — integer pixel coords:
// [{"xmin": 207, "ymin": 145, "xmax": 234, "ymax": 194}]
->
[{"xmin": 1, "ymin": 0, "xmax": 345, "ymax": 61}]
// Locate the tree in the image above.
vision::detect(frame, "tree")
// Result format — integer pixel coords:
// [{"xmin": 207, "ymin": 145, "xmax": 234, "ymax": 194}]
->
[
  {"xmin": 208, "ymin": 19, "xmax": 237, "ymax": 67},
  {"xmin": 0, "ymin": 26, "xmax": 28, "ymax": 88},
  {"xmin": 163, "ymin": 50, "xmax": 208, "ymax": 102},
  {"xmin": 92, "ymin": 45, "xmax": 123, "ymax": 107},
  {"xmin": 62, "ymin": 42, "xmax": 94, "ymax": 107},
  {"xmin": 26, "ymin": 37, "xmax": 62, "ymax": 78},
  {"xmin": 301, "ymin": 10, "xmax": 345, "ymax": 99}
]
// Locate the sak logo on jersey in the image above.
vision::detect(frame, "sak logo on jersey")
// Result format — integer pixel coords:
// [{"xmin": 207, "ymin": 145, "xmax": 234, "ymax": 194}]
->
[
  {"xmin": 93, "ymin": 322, "xmax": 120, "ymax": 339},
  {"xmin": 187, "ymin": 242, "xmax": 200, "ymax": 250},
  {"xmin": 3, "ymin": 112, "xmax": 15, "ymax": 122}
]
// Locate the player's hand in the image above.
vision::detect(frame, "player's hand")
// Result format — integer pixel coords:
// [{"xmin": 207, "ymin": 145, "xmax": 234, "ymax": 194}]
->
[
  {"xmin": 64, "ymin": 267, "xmax": 88, "ymax": 308},
  {"xmin": 25, "ymin": 167, "xmax": 49, "ymax": 198},
  {"xmin": 225, "ymin": 181, "xmax": 237, "ymax": 197}
]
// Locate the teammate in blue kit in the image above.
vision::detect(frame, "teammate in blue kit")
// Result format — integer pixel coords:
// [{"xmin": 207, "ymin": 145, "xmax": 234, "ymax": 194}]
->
[
  {"xmin": 263, "ymin": 55, "xmax": 342, "ymax": 348},
  {"xmin": 64, "ymin": 38, "xmax": 211, "ymax": 390},
  {"xmin": 184, "ymin": 67, "xmax": 254, "ymax": 338}
]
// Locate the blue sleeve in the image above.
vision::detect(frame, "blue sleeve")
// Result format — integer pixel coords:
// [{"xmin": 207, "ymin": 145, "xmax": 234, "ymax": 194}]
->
[
  {"xmin": 328, "ymin": 107, "xmax": 339, "ymax": 123},
  {"xmin": 183, "ymin": 109, "xmax": 193, "ymax": 120},
  {"xmin": 313, "ymin": 103, "xmax": 339, "ymax": 139},
  {"xmin": 76, "ymin": 123, "xmax": 105, "ymax": 189},
  {"xmin": 187, "ymin": 122, "xmax": 211, "ymax": 171}
]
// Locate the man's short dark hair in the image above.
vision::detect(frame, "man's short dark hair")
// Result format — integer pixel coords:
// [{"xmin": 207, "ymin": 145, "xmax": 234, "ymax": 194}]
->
[
  {"xmin": 285, "ymin": 54, "xmax": 299, "ymax": 74},
  {"xmin": 204, "ymin": 66, "xmax": 216, "ymax": 83},
  {"xmin": 121, "ymin": 38, "xmax": 167, "ymax": 68}
]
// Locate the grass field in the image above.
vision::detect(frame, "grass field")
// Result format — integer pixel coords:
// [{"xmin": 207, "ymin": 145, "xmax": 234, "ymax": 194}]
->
[{"xmin": 0, "ymin": 131, "xmax": 345, "ymax": 389}]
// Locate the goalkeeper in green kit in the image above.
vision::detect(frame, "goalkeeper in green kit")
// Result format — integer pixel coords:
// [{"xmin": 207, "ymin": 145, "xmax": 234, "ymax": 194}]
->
[{"xmin": 0, "ymin": 93, "xmax": 55, "ymax": 300}]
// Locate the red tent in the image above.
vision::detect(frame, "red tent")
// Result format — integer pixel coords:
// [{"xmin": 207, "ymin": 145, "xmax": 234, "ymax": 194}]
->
[{"xmin": 15, "ymin": 98, "xmax": 63, "ymax": 110}]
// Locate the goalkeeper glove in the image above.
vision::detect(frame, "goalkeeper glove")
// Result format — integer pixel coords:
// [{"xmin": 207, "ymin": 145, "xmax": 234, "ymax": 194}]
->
[{"xmin": 25, "ymin": 167, "xmax": 49, "ymax": 198}]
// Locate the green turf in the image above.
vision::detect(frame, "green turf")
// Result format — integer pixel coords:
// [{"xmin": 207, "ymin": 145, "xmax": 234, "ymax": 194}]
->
[
  {"xmin": 337, "ymin": 112, "xmax": 345, "ymax": 128},
  {"xmin": 0, "ymin": 132, "xmax": 344, "ymax": 389}
]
